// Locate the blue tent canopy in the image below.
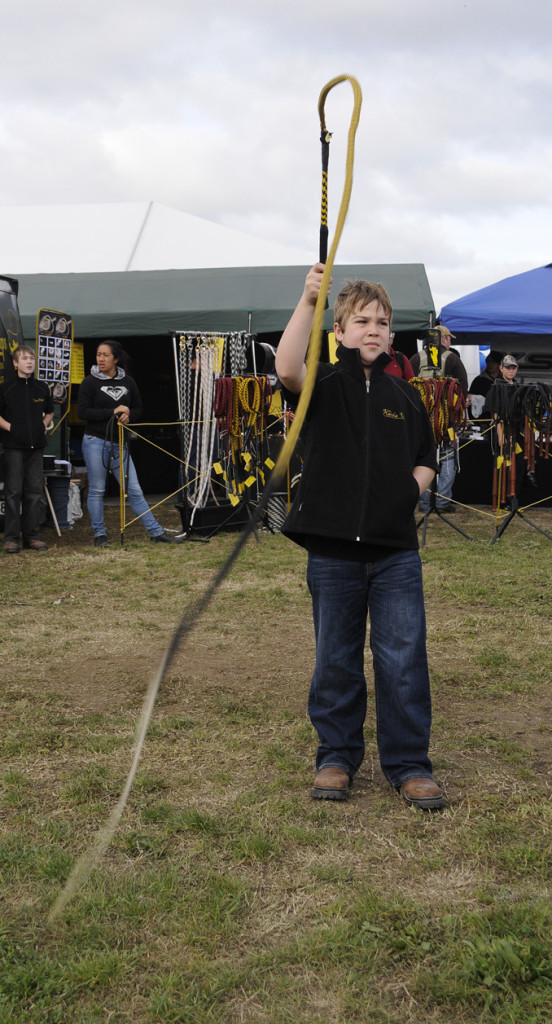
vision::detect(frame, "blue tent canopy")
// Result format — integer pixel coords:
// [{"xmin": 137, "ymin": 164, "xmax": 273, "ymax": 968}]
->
[{"xmin": 441, "ymin": 263, "xmax": 552, "ymax": 335}]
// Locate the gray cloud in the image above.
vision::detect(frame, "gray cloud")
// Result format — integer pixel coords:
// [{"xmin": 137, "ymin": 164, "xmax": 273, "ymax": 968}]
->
[{"xmin": 1, "ymin": 0, "xmax": 552, "ymax": 313}]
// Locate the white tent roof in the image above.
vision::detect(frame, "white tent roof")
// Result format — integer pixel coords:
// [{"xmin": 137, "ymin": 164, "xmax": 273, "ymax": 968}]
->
[{"xmin": 0, "ymin": 201, "xmax": 313, "ymax": 275}]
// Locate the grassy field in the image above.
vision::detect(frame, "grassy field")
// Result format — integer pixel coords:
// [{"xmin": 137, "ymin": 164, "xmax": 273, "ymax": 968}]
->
[{"xmin": 1, "ymin": 500, "xmax": 552, "ymax": 1023}]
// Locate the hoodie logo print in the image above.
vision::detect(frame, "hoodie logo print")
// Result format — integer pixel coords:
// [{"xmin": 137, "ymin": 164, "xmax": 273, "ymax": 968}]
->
[{"xmin": 101, "ymin": 386, "xmax": 128, "ymax": 402}]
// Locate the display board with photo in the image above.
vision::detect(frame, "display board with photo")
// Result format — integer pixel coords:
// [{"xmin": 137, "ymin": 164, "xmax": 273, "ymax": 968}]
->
[{"xmin": 36, "ymin": 310, "xmax": 73, "ymax": 385}]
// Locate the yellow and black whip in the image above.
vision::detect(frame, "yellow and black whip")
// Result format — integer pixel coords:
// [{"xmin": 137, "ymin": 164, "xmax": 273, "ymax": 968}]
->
[{"xmin": 48, "ymin": 74, "xmax": 363, "ymax": 923}]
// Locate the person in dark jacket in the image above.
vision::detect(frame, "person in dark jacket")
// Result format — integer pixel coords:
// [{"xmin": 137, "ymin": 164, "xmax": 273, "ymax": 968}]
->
[
  {"xmin": 412, "ymin": 326, "xmax": 468, "ymax": 512},
  {"xmin": 467, "ymin": 350, "xmax": 501, "ymax": 419},
  {"xmin": 77, "ymin": 340, "xmax": 179, "ymax": 546},
  {"xmin": 275, "ymin": 264, "xmax": 444, "ymax": 810},
  {"xmin": 0, "ymin": 345, "xmax": 54, "ymax": 553},
  {"xmin": 410, "ymin": 326, "xmax": 469, "ymax": 396}
]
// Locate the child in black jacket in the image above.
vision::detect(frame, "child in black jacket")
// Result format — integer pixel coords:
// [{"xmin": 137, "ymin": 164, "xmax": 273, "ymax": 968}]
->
[
  {"xmin": 0, "ymin": 346, "xmax": 54, "ymax": 553},
  {"xmin": 276, "ymin": 264, "xmax": 445, "ymax": 810}
]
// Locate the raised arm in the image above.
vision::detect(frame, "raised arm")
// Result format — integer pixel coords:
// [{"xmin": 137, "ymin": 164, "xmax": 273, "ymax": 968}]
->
[{"xmin": 275, "ymin": 263, "xmax": 328, "ymax": 394}]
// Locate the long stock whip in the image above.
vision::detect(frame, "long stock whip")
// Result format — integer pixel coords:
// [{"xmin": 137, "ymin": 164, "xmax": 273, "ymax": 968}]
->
[{"xmin": 48, "ymin": 74, "xmax": 362, "ymax": 924}]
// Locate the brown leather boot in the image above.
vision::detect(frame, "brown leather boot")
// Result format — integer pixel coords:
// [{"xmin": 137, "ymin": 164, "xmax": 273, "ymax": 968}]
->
[
  {"xmin": 3, "ymin": 541, "xmax": 20, "ymax": 554},
  {"xmin": 312, "ymin": 766, "xmax": 351, "ymax": 801},
  {"xmin": 22, "ymin": 539, "xmax": 48, "ymax": 551},
  {"xmin": 400, "ymin": 777, "xmax": 446, "ymax": 810}
]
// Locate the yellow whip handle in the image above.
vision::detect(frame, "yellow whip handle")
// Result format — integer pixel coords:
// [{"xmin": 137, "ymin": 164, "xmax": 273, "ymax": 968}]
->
[{"xmin": 270, "ymin": 74, "xmax": 362, "ymax": 486}]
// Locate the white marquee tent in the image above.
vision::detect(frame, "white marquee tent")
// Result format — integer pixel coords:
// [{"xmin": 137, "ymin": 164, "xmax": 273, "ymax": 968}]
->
[
  {"xmin": 0, "ymin": 202, "xmax": 435, "ymax": 339},
  {"xmin": 0, "ymin": 201, "xmax": 313, "ymax": 276}
]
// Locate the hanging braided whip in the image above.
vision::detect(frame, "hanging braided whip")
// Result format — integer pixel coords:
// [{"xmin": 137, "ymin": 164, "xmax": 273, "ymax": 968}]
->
[
  {"xmin": 48, "ymin": 74, "xmax": 362, "ymax": 923},
  {"xmin": 485, "ymin": 380, "xmax": 552, "ymax": 516},
  {"xmin": 409, "ymin": 377, "xmax": 467, "ymax": 496},
  {"xmin": 409, "ymin": 377, "xmax": 467, "ymax": 443}
]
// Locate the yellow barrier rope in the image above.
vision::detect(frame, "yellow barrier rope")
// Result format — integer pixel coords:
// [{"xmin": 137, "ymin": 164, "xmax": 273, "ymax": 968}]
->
[{"xmin": 120, "ymin": 413, "xmax": 540, "ymax": 532}]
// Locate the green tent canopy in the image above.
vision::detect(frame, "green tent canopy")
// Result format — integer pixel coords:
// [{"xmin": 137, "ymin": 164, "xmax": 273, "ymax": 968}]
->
[{"xmin": 15, "ymin": 264, "xmax": 434, "ymax": 339}]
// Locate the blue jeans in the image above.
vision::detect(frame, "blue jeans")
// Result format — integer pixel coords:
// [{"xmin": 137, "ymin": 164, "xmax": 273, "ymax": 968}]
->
[
  {"xmin": 82, "ymin": 434, "xmax": 163, "ymax": 538},
  {"xmin": 419, "ymin": 443, "xmax": 455, "ymax": 510},
  {"xmin": 306, "ymin": 550, "xmax": 433, "ymax": 788},
  {"xmin": 3, "ymin": 447, "xmax": 44, "ymax": 543}
]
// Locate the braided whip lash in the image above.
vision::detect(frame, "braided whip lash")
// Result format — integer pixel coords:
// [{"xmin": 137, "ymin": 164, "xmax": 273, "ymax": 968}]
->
[{"xmin": 48, "ymin": 75, "xmax": 363, "ymax": 923}]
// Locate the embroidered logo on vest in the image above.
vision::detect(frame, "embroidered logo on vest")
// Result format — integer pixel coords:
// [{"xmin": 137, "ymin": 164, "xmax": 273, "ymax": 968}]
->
[{"xmin": 383, "ymin": 408, "xmax": 405, "ymax": 420}]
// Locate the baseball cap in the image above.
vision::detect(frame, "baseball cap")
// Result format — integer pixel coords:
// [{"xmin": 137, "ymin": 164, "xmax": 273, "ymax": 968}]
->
[{"xmin": 435, "ymin": 325, "xmax": 455, "ymax": 339}]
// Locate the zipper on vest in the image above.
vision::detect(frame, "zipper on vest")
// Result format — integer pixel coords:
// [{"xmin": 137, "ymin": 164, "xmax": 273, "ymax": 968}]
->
[
  {"xmin": 24, "ymin": 378, "xmax": 34, "ymax": 448},
  {"xmin": 356, "ymin": 377, "xmax": 371, "ymax": 540}
]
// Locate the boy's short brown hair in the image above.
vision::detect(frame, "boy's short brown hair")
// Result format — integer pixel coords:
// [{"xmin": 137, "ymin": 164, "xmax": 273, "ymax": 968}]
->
[
  {"xmin": 334, "ymin": 280, "xmax": 392, "ymax": 329},
  {"xmin": 13, "ymin": 345, "xmax": 36, "ymax": 362}
]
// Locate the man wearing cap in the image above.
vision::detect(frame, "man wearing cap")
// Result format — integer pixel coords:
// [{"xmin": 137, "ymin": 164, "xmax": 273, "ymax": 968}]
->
[
  {"xmin": 483, "ymin": 354, "xmax": 521, "ymax": 424},
  {"xmin": 411, "ymin": 326, "xmax": 469, "ymax": 513},
  {"xmin": 498, "ymin": 353, "xmax": 519, "ymax": 383},
  {"xmin": 410, "ymin": 326, "xmax": 469, "ymax": 396},
  {"xmin": 484, "ymin": 355, "xmax": 528, "ymax": 495}
]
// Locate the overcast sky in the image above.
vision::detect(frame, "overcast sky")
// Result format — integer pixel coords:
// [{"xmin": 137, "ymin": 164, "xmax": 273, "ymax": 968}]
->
[{"xmin": 2, "ymin": 0, "xmax": 552, "ymax": 313}]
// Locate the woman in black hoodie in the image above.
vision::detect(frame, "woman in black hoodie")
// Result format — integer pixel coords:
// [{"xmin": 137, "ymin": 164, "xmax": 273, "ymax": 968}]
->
[{"xmin": 77, "ymin": 340, "xmax": 178, "ymax": 547}]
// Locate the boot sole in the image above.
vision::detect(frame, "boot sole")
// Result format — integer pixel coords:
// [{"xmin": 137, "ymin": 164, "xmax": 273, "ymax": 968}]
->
[
  {"xmin": 401, "ymin": 793, "xmax": 446, "ymax": 810},
  {"xmin": 311, "ymin": 786, "xmax": 350, "ymax": 801}
]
